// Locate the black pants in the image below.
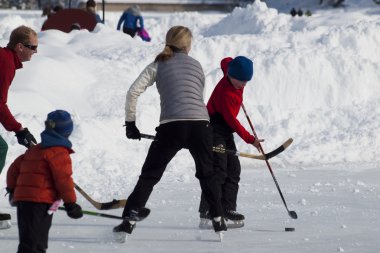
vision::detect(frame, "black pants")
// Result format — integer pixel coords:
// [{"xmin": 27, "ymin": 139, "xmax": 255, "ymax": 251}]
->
[
  {"xmin": 199, "ymin": 131, "xmax": 241, "ymax": 213},
  {"xmin": 123, "ymin": 121, "xmax": 223, "ymax": 217},
  {"xmin": 17, "ymin": 201, "xmax": 53, "ymax": 253},
  {"xmin": 123, "ymin": 27, "xmax": 136, "ymax": 38}
]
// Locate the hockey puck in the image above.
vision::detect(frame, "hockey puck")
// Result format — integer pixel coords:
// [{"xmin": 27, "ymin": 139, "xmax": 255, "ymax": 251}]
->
[{"xmin": 285, "ymin": 227, "xmax": 295, "ymax": 232}]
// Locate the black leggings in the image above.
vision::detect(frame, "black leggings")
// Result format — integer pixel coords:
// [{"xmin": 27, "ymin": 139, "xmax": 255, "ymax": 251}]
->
[{"xmin": 123, "ymin": 120, "xmax": 223, "ymax": 217}]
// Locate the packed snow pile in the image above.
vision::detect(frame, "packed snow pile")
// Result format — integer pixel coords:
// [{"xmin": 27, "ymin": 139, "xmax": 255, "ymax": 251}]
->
[{"xmin": 205, "ymin": 2, "xmax": 291, "ymax": 36}]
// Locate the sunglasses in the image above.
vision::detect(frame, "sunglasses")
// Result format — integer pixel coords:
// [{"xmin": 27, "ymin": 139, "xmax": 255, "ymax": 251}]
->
[{"xmin": 22, "ymin": 44, "xmax": 38, "ymax": 50}]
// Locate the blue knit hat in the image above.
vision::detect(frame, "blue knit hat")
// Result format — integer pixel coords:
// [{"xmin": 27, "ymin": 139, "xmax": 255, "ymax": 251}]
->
[
  {"xmin": 227, "ymin": 56, "xmax": 254, "ymax": 81},
  {"xmin": 45, "ymin": 110, "xmax": 73, "ymax": 137}
]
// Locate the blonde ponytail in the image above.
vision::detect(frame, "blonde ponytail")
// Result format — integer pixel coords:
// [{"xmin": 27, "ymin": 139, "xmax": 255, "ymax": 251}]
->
[{"xmin": 154, "ymin": 26, "xmax": 192, "ymax": 62}]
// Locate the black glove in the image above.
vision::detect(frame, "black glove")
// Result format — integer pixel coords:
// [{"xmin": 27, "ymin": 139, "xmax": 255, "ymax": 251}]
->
[
  {"xmin": 125, "ymin": 121, "xmax": 141, "ymax": 140},
  {"xmin": 64, "ymin": 202, "xmax": 83, "ymax": 219},
  {"xmin": 6, "ymin": 187, "xmax": 16, "ymax": 207},
  {"xmin": 15, "ymin": 128, "xmax": 37, "ymax": 148}
]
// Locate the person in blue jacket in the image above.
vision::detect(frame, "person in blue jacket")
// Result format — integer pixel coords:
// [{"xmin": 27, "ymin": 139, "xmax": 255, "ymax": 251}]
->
[{"xmin": 117, "ymin": 5, "xmax": 144, "ymax": 38}]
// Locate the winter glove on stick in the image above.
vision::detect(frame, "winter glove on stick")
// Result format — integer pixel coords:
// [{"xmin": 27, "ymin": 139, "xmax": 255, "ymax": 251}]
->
[
  {"xmin": 125, "ymin": 121, "xmax": 141, "ymax": 140},
  {"xmin": 15, "ymin": 128, "xmax": 37, "ymax": 148},
  {"xmin": 64, "ymin": 202, "xmax": 83, "ymax": 219}
]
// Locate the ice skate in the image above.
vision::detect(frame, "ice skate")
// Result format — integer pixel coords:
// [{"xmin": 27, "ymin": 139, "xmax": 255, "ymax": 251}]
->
[
  {"xmin": 0, "ymin": 213, "xmax": 11, "ymax": 230},
  {"xmin": 212, "ymin": 216, "xmax": 227, "ymax": 242},
  {"xmin": 198, "ymin": 211, "xmax": 212, "ymax": 229},
  {"xmin": 113, "ymin": 219, "xmax": 136, "ymax": 243},
  {"xmin": 224, "ymin": 210, "xmax": 245, "ymax": 228}
]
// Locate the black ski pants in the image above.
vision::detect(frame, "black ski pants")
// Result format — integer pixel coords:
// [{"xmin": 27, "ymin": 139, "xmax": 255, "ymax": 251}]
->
[
  {"xmin": 199, "ymin": 131, "xmax": 241, "ymax": 213},
  {"xmin": 123, "ymin": 120, "xmax": 223, "ymax": 217},
  {"xmin": 123, "ymin": 27, "xmax": 136, "ymax": 38},
  {"xmin": 17, "ymin": 201, "xmax": 53, "ymax": 253}
]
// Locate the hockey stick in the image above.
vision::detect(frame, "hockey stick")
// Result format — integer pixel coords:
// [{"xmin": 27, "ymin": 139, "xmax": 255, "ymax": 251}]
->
[
  {"xmin": 140, "ymin": 133, "xmax": 291, "ymax": 161},
  {"xmin": 74, "ymin": 183, "xmax": 127, "ymax": 210},
  {"xmin": 241, "ymin": 104, "xmax": 298, "ymax": 220},
  {"xmin": 87, "ymin": 132, "xmax": 291, "ymax": 211},
  {"xmin": 58, "ymin": 206, "xmax": 123, "ymax": 220}
]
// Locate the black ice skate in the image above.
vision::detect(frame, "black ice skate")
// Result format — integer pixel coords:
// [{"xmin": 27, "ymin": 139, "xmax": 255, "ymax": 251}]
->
[
  {"xmin": 113, "ymin": 219, "xmax": 136, "ymax": 234},
  {"xmin": 212, "ymin": 216, "xmax": 227, "ymax": 242},
  {"xmin": 113, "ymin": 219, "xmax": 136, "ymax": 243},
  {"xmin": 198, "ymin": 211, "xmax": 212, "ymax": 229},
  {"xmin": 0, "ymin": 213, "xmax": 11, "ymax": 230},
  {"xmin": 113, "ymin": 207, "xmax": 150, "ymax": 243},
  {"xmin": 224, "ymin": 210, "xmax": 245, "ymax": 228}
]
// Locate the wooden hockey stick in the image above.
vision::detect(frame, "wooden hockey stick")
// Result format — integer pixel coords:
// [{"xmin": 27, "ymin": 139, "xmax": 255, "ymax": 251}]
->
[
  {"xmin": 74, "ymin": 183, "xmax": 127, "ymax": 210},
  {"xmin": 140, "ymin": 133, "xmax": 292, "ymax": 161}
]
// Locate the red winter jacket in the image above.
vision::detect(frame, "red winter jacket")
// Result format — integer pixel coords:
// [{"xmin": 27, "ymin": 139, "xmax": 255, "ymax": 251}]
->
[
  {"xmin": 7, "ymin": 144, "xmax": 77, "ymax": 204},
  {"xmin": 206, "ymin": 57, "xmax": 255, "ymax": 144},
  {"xmin": 0, "ymin": 47, "xmax": 23, "ymax": 131}
]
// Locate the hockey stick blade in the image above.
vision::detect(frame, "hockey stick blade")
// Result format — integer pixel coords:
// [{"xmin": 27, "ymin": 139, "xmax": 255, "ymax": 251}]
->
[
  {"xmin": 228, "ymin": 138, "xmax": 293, "ymax": 160},
  {"xmin": 74, "ymin": 183, "xmax": 128, "ymax": 210},
  {"xmin": 263, "ymin": 138, "xmax": 293, "ymax": 160},
  {"xmin": 289, "ymin": 210, "xmax": 298, "ymax": 219},
  {"xmin": 100, "ymin": 199, "xmax": 128, "ymax": 210}
]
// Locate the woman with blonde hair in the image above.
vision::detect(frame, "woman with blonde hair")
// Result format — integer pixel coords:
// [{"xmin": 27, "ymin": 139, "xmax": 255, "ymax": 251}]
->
[{"xmin": 113, "ymin": 26, "xmax": 226, "ymax": 240}]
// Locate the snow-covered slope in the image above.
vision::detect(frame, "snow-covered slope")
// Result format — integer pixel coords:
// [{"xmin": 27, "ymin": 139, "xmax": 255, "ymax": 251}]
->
[{"xmin": 0, "ymin": 0, "xmax": 379, "ymax": 252}]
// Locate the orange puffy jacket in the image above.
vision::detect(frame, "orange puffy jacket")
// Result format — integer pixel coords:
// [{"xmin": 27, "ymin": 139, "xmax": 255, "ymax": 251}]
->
[{"xmin": 7, "ymin": 144, "xmax": 76, "ymax": 204}]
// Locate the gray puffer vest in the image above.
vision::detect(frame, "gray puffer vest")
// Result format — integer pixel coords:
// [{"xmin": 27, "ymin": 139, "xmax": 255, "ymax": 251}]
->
[{"xmin": 156, "ymin": 52, "xmax": 209, "ymax": 122}]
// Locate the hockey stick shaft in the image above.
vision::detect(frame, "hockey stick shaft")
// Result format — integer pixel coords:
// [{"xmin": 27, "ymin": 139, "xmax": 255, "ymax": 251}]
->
[
  {"xmin": 74, "ymin": 183, "xmax": 102, "ymax": 209},
  {"xmin": 140, "ymin": 133, "xmax": 288, "ymax": 161},
  {"xmin": 58, "ymin": 207, "xmax": 123, "ymax": 220},
  {"xmin": 241, "ymin": 104, "xmax": 297, "ymax": 219}
]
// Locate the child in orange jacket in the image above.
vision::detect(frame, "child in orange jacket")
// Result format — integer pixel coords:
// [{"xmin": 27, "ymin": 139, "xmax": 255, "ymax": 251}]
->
[{"xmin": 6, "ymin": 110, "xmax": 82, "ymax": 253}]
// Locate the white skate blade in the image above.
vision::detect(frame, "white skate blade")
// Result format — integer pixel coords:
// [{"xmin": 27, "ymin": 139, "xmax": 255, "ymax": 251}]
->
[
  {"xmin": 113, "ymin": 231, "xmax": 127, "ymax": 243},
  {"xmin": 0, "ymin": 220, "xmax": 12, "ymax": 230},
  {"xmin": 227, "ymin": 220, "xmax": 244, "ymax": 229},
  {"xmin": 199, "ymin": 219, "xmax": 244, "ymax": 229}
]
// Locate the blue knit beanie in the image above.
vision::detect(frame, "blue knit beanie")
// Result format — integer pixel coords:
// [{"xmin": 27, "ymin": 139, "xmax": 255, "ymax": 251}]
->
[
  {"xmin": 227, "ymin": 56, "xmax": 254, "ymax": 81},
  {"xmin": 45, "ymin": 110, "xmax": 73, "ymax": 137}
]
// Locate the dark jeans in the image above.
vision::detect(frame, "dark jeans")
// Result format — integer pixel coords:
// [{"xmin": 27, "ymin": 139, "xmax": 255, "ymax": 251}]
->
[
  {"xmin": 122, "ymin": 120, "xmax": 223, "ymax": 217},
  {"xmin": 17, "ymin": 202, "xmax": 53, "ymax": 253},
  {"xmin": 199, "ymin": 132, "xmax": 241, "ymax": 213},
  {"xmin": 123, "ymin": 27, "xmax": 136, "ymax": 38}
]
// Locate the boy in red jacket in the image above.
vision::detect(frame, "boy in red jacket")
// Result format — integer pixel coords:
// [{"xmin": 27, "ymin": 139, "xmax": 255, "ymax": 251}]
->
[
  {"xmin": 6, "ymin": 110, "xmax": 83, "ymax": 253},
  {"xmin": 199, "ymin": 56, "xmax": 263, "ymax": 228}
]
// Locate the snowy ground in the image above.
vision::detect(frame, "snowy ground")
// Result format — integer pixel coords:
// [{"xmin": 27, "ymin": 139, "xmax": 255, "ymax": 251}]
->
[{"xmin": 0, "ymin": 0, "xmax": 380, "ymax": 252}]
